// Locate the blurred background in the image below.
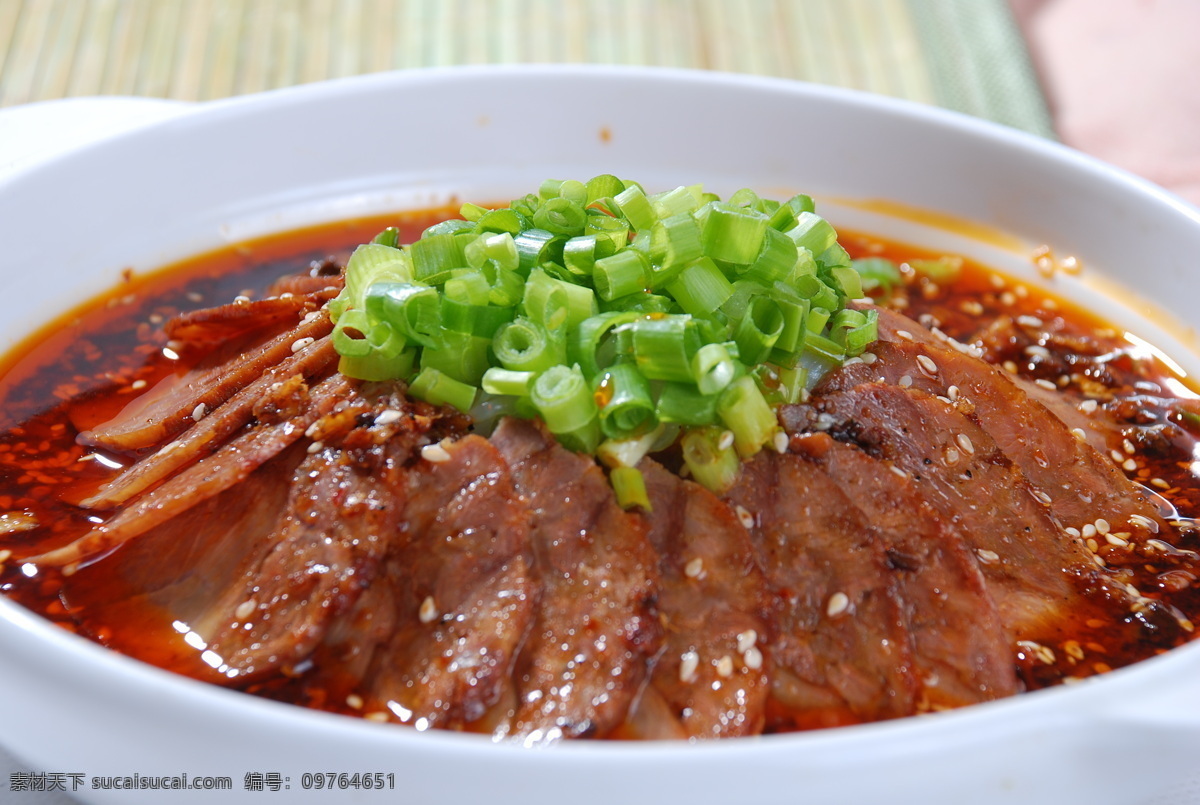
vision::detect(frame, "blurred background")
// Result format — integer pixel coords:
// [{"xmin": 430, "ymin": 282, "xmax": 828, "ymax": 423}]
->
[{"xmin": 0, "ymin": 0, "xmax": 1195, "ymax": 205}]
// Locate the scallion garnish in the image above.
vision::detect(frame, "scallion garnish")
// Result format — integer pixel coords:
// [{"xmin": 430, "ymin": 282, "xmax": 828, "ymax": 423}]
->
[{"xmin": 329, "ymin": 177, "xmax": 879, "ymax": 498}]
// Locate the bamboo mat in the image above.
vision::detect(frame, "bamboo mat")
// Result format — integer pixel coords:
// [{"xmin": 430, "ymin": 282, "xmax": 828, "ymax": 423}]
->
[{"xmin": 0, "ymin": 0, "xmax": 1054, "ymax": 137}]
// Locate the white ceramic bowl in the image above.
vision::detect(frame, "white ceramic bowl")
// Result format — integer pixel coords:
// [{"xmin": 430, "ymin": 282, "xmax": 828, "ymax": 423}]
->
[{"xmin": 2, "ymin": 66, "xmax": 1200, "ymax": 805}]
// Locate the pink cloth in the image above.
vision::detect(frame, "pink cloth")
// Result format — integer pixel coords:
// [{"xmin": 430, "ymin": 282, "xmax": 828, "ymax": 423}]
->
[{"xmin": 1013, "ymin": 0, "xmax": 1200, "ymax": 209}]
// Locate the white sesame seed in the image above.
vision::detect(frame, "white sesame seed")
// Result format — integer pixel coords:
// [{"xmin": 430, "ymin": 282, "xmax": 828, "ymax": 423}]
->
[
  {"xmin": 955, "ymin": 433, "xmax": 975, "ymax": 455},
  {"xmin": 1000, "ymin": 291, "xmax": 1017, "ymax": 307},
  {"xmin": 736, "ymin": 630, "xmax": 758, "ymax": 653},
  {"xmin": 1123, "ymin": 458, "xmax": 1138, "ymax": 472},
  {"xmin": 235, "ymin": 599, "xmax": 256, "ymax": 620},
  {"xmin": 889, "ymin": 465, "xmax": 909, "ymax": 479},
  {"xmin": 291, "ymin": 336, "xmax": 315, "ymax": 353},
  {"xmin": 375, "ymin": 409, "xmax": 404, "ymax": 425},
  {"xmin": 1110, "ymin": 450, "xmax": 1126, "ymax": 464},
  {"xmin": 1070, "ymin": 428, "xmax": 1087, "ymax": 442},
  {"xmin": 301, "ymin": 311, "xmax": 321, "ymax": 323},
  {"xmin": 1151, "ymin": 477, "xmax": 1170, "ymax": 489},
  {"xmin": 1082, "ymin": 523, "xmax": 1097, "ymax": 538},
  {"xmin": 1123, "ymin": 439, "xmax": 1137, "ymax": 454},
  {"xmin": 1017, "ymin": 315, "xmax": 1044, "ymax": 328},
  {"xmin": 947, "ymin": 385, "xmax": 959, "ymax": 401},
  {"xmin": 1129, "ymin": 514, "xmax": 1157, "ymax": 532},
  {"xmin": 990, "ymin": 273, "xmax": 1006, "ymax": 289},
  {"xmin": 1034, "ymin": 379, "xmax": 1057, "ymax": 391},
  {"xmin": 233, "ymin": 295, "xmax": 251, "ymax": 304},
  {"xmin": 773, "ymin": 431, "xmax": 790, "ymax": 454},
  {"xmin": 679, "ymin": 651, "xmax": 700, "ymax": 683},
  {"xmin": 1065, "ymin": 527, "xmax": 1081, "ymax": 538},
  {"xmin": 861, "ymin": 352, "xmax": 878, "ymax": 364},
  {"xmin": 346, "ymin": 694, "xmax": 364, "ymax": 710},
  {"xmin": 304, "ymin": 422, "xmax": 322, "ymax": 439},
  {"xmin": 716, "ymin": 655, "xmax": 734, "ymax": 678},
  {"xmin": 418, "ymin": 596, "xmax": 439, "ymax": 624},
  {"xmin": 192, "ymin": 402, "xmax": 207, "ymax": 421},
  {"xmin": 1033, "ymin": 489, "xmax": 1052, "ymax": 505},
  {"xmin": 1087, "ymin": 537, "xmax": 1099, "ymax": 553},
  {"xmin": 1079, "ymin": 399, "xmax": 1099, "ymax": 414},
  {"xmin": 735, "ymin": 505, "xmax": 755, "ymax": 530},
  {"xmin": 961, "ymin": 300, "xmax": 985, "ymax": 316},
  {"xmin": 826, "ymin": 592, "xmax": 850, "ymax": 617},
  {"xmin": 916, "ymin": 355, "xmax": 938, "ymax": 377},
  {"xmin": 976, "ymin": 549, "xmax": 1000, "ymax": 564},
  {"xmin": 364, "ymin": 712, "xmax": 389, "ymax": 723},
  {"xmin": 1017, "ymin": 640, "xmax": 1056, "ymax": 665},
  {"xmin": 1095, "ymin": 518, "xmax": 1110, "ymax": 535},
  {"xmin": 1025, "ymin": 345, "xmax": 1051, "ymax": 359},
  {"xmin": 741, "ymin": 646, "xmax": 764, "ymax": 671},
  {"xmin": 0, "ymin": 549, "xmax": 12, "ymax": 563},
  {"xmin": 684, "ymin": 557, "xmax": 704, "ymax": 578},
  {"xmin": 1104, "ymin": 533, "xmax": 1129, "ymax": 547},
  {"xmin": 896, "ymin": 330, "xmax": 914, "ymax": 341},
  {"xmin": 944, "ymin": 447, "xmax": 960, "ymax": 466},
  {"xmin": 307, "ymin": 441, "xmax": 324, "ymax": 454},
  {"xmin": 898, "ymin": 375, "xmax": 913, "ymax": 388},
  {"xmin": 718, "ymin": 430, "xmax": 735, "ymax": 451},
  {"xmin": 1093, "ymin": 553, "xmax": 1106, "ymax": 567},
  {"xmin": 131, "ymin": 379, "xmax": 147, "ymax": 390},
  {"xmin": 421, "ymin": 443, "xmax": 452, "ymax": 463}
]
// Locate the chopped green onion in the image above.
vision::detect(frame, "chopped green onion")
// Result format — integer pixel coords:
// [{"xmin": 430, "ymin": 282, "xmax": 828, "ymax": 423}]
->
[
  {"xmin": 852, "ymin": 257, "xmax": 902, "ymax": 297},
  {"xmin": 530, "ymin": 364, "xmax": 600, "ymax": 453},
  {"xmin": 681, "ymin": 426, "xmax": 742, "ymax": 493},
  {"xmin": 594, "ymin": 249, "xmax": 649, "ymax": 301},
  {"xmin": 632, "ymin": 315, "xmax": 699, "ymax": 383},
  {"xmin": 493, "ymin": 317, "xmax": 564, "ymax": 373},
  {"xmin": 656, "ymin": 382, "xmax": 720, "ymax": 426},
  {"xmin": 613, "ymin": 184, "xmax": 657, "ymax": 231},
  {"xmin": 786, "ymin": 211, "xmax": 838, "ymax": 255},
  {"xmin": 330, "ymin": 177, "xmax": 876, "ymax": 480},
  {"xmin": 408, "ymin": 367, "xmax": 477, "ymax": 412},
  {"xmin": 702, "ymin": 204, "xmax": 768, "ymax": 265},
  {"xmin": 690, "ymin": 342, "xmax": 738, "ymax": 396},
  {"xmin": 596, "ymin": 362, "xmax": 656, "ymax": 439},
  {"xmin": 910, "ymin": 256, "xmax": 963, "ymax": 283},
  {"xmin": 481, "ymin": 367, "xmax": 537, "ymax": 397},
  {"xmin": 717, "ymin": 375, "xmax": 779, "ymax": 458},
  {"xmin": 366, "ymin": 282, "xmax": 443, "ymax": 348},
  {"xmin": 610, "ymin": 466, "xmax": 651, "ymax": 511},
  {"xmin": 533, "ymin": 197, "xmax": 587, "ymax": 236}
]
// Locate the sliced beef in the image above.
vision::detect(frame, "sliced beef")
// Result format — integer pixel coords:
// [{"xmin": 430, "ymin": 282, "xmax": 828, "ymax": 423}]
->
[
  {"xmin": 59, "ymin": 442, "xmax": 304, "ymax": 678},
  {"xmin": 163, "ymin": 293, "xmax": 332, "ymax": 347},
  {"xmin": 79, "ymin": 332, "xmax": 338, "ymax": 510},
  {"xmin": 722, "ymin": 451, "xmax": 918, "ymax": 729},
  {"xmin": 491, "ymin": 418, "xmax": 661, "ymax": 741},
  {"xmin": 362, "ymin": 435, "xmax": 538, "ymax": 731},
  {"xmin": 789, "ymin": 432, "xmax": 1018, "ymax": 708},
  {"xmin": 172, "ymin": 438, "xmax": 406, "ymax": 683},
  {"xmin": 35, "ymin": 373, "xmax": 354, "ymax": 568},
  {"xmin": 79, "ymin": 311, "xmax": 334, "ymax": 455},
  {"xmin": 633, "ymin": 460, "xmax": 771, "ymax": 739},
  {"xmin": 827, "ymin": 303, "xmax": 1174, "ymax": 542},
  {"xmin": 793, "ymin": 382, "xmax": 1152, "ymax": 651}
]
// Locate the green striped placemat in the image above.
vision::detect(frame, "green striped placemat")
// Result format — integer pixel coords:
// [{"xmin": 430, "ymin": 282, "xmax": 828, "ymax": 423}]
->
[{"xmin": 0, "ymin": 0, "xmax": 1054, "ymax": 138}]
